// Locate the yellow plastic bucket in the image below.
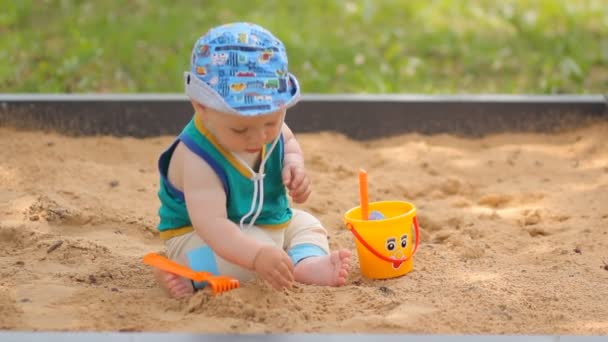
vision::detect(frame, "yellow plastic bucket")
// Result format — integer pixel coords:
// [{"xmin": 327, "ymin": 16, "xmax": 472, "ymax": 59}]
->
[{"xmin": 344, "ymin": 200, "xmax": 420, "ymax": 279}]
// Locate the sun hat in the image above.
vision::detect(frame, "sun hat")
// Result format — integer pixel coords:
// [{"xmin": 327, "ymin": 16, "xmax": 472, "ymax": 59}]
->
[{"xmin": 185, "ymin": 22, "xmax": 301, "ymax": 116}]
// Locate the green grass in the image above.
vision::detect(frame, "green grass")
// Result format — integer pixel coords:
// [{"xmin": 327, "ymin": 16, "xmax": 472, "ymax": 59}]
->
[{"xmin": 1, "ymin": 0, "xmax": 607, "ymax": 94}]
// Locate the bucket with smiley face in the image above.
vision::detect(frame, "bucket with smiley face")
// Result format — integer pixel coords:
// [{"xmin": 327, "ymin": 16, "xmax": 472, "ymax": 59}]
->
[{"xmin": 344, "ymin": 201, "xmax": 420, "ymax": 279}]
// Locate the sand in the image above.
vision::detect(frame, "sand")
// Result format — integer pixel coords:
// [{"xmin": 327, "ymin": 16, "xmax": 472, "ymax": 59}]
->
[{"xmin": 0, "ymin": 122, "xmax": 607, "ymax": 334}]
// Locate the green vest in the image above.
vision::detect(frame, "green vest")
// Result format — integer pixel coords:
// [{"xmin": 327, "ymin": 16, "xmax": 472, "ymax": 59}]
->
[{"xmin": 157, "ymin": 115, "xmax": 292, "ymax": 233}]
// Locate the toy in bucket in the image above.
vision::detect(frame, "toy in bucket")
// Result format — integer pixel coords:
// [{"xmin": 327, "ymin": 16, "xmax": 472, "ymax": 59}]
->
[{"xmin": 344, "ymin": 169, "xmax": 420, "ymax": 279}]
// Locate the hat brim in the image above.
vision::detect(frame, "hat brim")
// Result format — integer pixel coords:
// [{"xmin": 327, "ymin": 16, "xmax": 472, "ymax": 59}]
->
[{"xmin": 184, "ymin": 71, "xmax": 300, "ymax": 116}]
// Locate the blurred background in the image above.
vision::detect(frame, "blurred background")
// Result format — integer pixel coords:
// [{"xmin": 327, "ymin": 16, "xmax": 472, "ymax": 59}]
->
[{"xmin": 1, "ymin": 0, "xmax": 607, "ymax": 94}]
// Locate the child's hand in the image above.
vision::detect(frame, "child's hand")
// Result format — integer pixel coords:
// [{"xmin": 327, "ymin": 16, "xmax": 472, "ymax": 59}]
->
[
  {"xmin": 253, "ymin": 246, "xmax": 294, "ymax": 290},
  {"xmin": 282, "ymin": 155, "xmax": 311, "ymax": 203}
]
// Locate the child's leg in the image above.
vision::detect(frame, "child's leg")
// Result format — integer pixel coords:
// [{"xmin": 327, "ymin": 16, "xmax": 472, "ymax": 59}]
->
[
  {"xmin": 284, "ymin": 209, "xmax": 351, "ymax": 286},
  {"xmin": 159, "ymin": 226, "xmax": 280, "ymax": 297}
]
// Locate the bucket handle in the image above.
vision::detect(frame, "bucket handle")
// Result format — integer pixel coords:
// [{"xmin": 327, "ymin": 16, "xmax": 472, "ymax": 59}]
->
[{"xmin": 346, "ymin": 216, "xmax": 420, "ymax": 268}]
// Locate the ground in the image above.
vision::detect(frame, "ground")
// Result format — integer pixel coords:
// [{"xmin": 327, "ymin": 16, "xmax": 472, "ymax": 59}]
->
[{"xmin": 0, "ymin": 123, "xmax": 607, "ymax": 333}]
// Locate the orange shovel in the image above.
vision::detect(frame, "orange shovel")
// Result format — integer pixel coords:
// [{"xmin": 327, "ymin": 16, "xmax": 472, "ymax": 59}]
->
[
  {"xmin": 359, "ymin": 169, "xmax": 369, "ymax": 220},
  {"xmin": 143, "ymin": 252, "xmax": 239, "ymax": 295},
  {"xmin": 359, "ymin": 169, "xmax": 385, "ymax": 221}
]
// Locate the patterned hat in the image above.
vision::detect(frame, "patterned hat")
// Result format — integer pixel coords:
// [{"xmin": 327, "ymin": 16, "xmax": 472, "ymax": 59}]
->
[{"xmin": 185, "ymin": 22, "xmax": 300, "ymax": 116}]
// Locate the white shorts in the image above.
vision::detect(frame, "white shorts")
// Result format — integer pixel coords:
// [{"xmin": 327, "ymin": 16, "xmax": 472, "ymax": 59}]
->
[{"xmin": 164, "ymin": 209, "xmax": 329, "ymax": 284}]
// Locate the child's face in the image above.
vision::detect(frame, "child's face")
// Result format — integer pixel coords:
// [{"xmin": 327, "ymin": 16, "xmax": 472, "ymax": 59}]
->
[{"xmin": 196, "ymin": 102, "xmax": 284, "ymax": 154}]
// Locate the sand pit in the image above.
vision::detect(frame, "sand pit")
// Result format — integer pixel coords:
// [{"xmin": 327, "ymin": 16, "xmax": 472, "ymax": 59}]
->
[{"xmin": 0, "ymin": 122, "xmax": 607, "ymax": 334}]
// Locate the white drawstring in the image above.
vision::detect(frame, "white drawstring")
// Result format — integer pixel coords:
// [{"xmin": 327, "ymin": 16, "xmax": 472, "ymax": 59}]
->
[
  {"xmin": 234, "ymin": 135, "xmax": 280, "ymax": 229},
  {"xmin": 237, "ymin": 171, "xmax": 261, "ymax": 228},
  {"xmin": 233, "ymin": 111, "xmax": 285, "ymax": 230}
]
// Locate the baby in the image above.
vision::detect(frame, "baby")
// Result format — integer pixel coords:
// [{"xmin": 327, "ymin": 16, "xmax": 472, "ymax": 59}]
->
[{"xmin": 155, "ymin": 22, "xmax": 351, "ymax": 297}]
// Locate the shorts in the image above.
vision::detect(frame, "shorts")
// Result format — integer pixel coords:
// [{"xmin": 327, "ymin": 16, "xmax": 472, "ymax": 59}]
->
[{"xmin": 164, "ymin": 209, "xmax": 329, "ymax": 285}]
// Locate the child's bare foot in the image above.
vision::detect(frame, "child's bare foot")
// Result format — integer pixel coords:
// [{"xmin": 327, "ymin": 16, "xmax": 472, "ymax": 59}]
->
[
  {"xmin": 154, "ymin": 269, "xmax": 194, "ymax": 298},
  {"xmin": 293, "ymin": 249, "xmax": 351, "ymax": 286}
]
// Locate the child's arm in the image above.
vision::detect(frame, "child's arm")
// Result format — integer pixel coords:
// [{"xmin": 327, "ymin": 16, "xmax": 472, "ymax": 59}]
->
[
  {"xmin": 181, "ymin": 145, "xmax": 294, "ymax": 289},
  {"xmin": 281, "ymin": 124, "xmax": 312, "ymax": 203}
]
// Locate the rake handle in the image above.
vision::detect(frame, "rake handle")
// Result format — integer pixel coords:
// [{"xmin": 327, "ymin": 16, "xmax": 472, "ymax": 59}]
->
[{"xmin": 143, "ymin": 252, "xmax": 209, "ymax": 282}]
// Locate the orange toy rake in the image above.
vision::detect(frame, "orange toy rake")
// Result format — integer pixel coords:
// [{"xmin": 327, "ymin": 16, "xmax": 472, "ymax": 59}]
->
[{"xmin": 143, "ymin": 252, "xmax": 239, "ymax": 295}]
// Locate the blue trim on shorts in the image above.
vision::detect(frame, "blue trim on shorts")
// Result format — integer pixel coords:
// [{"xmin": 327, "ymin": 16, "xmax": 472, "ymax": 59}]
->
[
  {"xmin": 186, "ymin": 246, "xmax": 219, "ymax": 289},
  {"xmin": 288, "ymin": 243, "xmax": 327, "ymax": 265}
]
